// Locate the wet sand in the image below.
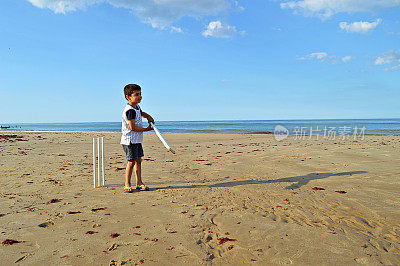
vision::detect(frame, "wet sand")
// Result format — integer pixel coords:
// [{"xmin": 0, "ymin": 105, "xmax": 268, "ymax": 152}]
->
[{"xmin": 0, "ymin": 132, "xmax": 399, "ymax": 265}]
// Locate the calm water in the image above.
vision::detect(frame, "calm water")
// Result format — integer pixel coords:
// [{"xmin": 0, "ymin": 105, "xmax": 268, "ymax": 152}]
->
[{"xmin": 1, "ymin": 119, "xmax": 400, "ymax": 135}]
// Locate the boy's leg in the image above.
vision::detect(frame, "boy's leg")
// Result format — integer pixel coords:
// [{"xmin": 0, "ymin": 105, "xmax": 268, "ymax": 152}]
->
[
  {"xmin": 125, "ymin": 160, "xmax": 134, "ymax": 187},
  {"xmin": 134, "ymin": 158, "xmax": 143, "ymax": 186}
]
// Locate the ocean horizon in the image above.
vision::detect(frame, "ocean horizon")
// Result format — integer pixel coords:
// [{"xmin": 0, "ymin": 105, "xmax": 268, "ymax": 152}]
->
[{"xmin": 1, "ymin": 119, "xmax": 400, "ymax": 135}]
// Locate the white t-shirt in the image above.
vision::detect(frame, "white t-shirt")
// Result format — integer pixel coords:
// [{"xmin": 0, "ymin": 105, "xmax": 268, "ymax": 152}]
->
[{"xmin": 120, "ymin": 104, "xmax": 143, "ymax": 145}]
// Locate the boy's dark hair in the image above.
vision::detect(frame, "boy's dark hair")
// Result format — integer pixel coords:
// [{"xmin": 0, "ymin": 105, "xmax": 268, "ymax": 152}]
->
[{"xmin": 124, "ymin": 84, "xmax": 141, "ymax": 100}]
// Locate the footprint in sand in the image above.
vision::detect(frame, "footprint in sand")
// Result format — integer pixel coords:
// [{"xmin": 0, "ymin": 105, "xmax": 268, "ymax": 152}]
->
[
  {"xmin": 271, "ymin": 257, "xmax": 293, "ymax": 264},
  {"xmin": 354, "ymin": 257, "xmax": 373, "ymax": 264},
  {"xmin": 38, "ymin": 221, "xmax": 55, "ymax": 228}
]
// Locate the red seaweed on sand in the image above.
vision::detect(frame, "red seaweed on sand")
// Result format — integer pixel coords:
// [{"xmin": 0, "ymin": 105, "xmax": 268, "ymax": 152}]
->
[
  {"xmin": 218, "ymin": 237, "xmax": 237, "ymax": 245},
  {"xmin": 46, "ymin": 199, "xmax": 62, "ymax": 204},
  {"xmin": 91, "ymin": 207, "xmax": 107, "ymax": 212},
  {"xmin": 66, "ymin": 211, "xmax": 82, "ymax": 214},
  {"xmin": 2, "ymin": 239, "xmax": 21, "ymax": 246}
]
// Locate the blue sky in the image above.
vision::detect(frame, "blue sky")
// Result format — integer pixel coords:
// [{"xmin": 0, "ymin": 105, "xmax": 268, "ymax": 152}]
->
[{"xmin": 1, "ymin": 0, "xmax": 399, "ymax": 123}]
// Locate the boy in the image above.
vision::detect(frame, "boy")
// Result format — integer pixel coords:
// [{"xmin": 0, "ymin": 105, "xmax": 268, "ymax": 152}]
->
[{"xmin": 121, "ymin": 84, "xmax": 154, "ymax": 193}]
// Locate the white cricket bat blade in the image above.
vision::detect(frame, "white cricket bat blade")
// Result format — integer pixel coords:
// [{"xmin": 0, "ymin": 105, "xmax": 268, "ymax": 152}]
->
[{"xmin": 150, "ymin": 122, "xmax": 175, "ymax": 154}]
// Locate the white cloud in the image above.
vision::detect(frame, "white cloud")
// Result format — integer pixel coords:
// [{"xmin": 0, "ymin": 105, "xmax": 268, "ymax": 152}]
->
[
  {"xmin": 170, "ymin": 26, "xmax": 183, "ymax": 33},
  {"xmin": 299, "ymin": 52, "xmax": 352, "ymax": 64},
  {"xmin": 375, "ymin": 49, "xmax": 400, "ymax": 71},
  {"xmin": 202, "ymin": 20, "xmax": 243, "ymax": 38},
  {"xmin": 28, "ymin": 0, "xmax": 98, "ymax": 13},
  {"xmin": 384, "ymin": 65, "xmax": 400, "ymax": 71},
  {"xmin": 233, "ymin": 1, "xmax": 245, "ymax": 11},
  {"xmin": 27, "ymin": 0, "xmax": 230, "ymax": 30},
  {"xmin": 281, "ymin": 0, "xmax": 400, "ymax": 19},
  {"xmin": 339, "ymin": 19, "xmax": 381, "ymax": 34},
  {"xmin": 309, "ymin": 52, "xmax": 328, "ymax": 60},
  {"xmin": 342, "ymin": 55, "xmax": 353, "ymax": 62}
]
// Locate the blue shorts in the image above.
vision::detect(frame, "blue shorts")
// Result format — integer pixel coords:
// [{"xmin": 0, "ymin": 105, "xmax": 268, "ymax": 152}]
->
[{"xmin": 122, "ymin": 143, "xmax": 144, "ymax": 161}]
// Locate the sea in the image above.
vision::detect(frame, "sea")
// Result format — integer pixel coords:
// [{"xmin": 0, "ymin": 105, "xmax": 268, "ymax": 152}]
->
[{"xmin": 1, "ymin": 119, "xmax": 400, "ymax": 135}]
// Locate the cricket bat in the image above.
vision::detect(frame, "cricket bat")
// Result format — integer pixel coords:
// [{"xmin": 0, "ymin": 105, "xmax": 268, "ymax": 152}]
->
[{"xmin": 150, "ymin": 122, "xmax": 175, "ymax": 154}]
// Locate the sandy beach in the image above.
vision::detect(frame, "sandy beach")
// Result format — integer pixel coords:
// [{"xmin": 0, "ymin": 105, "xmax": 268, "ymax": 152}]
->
[{"xmin": 0, "ymin": 132, "xmax": 399, "ymax": 265}]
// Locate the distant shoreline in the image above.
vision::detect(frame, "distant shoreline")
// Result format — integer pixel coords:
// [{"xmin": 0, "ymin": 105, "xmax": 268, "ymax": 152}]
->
[
  {"xmin": 1, "ymin": 119, "xmax": 399, "ymax": 135},
  {"xmin": 1, "ymin": 130, "xmax": 399, "ymax": 137}
]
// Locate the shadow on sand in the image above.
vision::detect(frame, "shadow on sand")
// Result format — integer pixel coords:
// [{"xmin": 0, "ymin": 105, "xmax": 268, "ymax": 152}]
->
[{"xmin": 152, "ymin": 171, "xmax": 367, "ymax": 190}]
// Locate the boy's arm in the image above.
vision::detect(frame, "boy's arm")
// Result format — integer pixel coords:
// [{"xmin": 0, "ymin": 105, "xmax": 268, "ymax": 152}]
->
[
  {"xmin": 128, "ymin": 119, "xmax": 152, "ymax": 132},
  {"xmin": 141, "ymin": 111, "xmax": 155, "ymax": 124}
]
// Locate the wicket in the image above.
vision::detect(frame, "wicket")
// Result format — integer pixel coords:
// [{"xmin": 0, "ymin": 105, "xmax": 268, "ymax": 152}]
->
[{"xmin": 93, "ymin": 137, "xmax": 105, "ymax": 188}]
